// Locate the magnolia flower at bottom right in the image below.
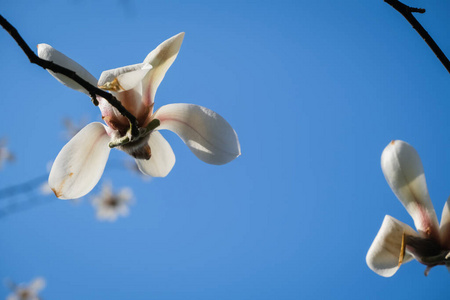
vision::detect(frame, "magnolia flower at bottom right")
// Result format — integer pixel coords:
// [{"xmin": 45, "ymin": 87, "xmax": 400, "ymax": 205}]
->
[{"xmin": 366, "ymin": 140, "xmax": 450, "ymax": 277}]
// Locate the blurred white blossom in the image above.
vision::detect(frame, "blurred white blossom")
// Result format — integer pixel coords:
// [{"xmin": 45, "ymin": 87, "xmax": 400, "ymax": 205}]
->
[
  {"xmin": 0, "ymin": 139, "xmax": 14, "ymax": 169},
  {"xmin": 39, "ymin": 182, "xmax": 53, "ymax": 196},
  {"xmin": 6, "ymin": 277, "xmax": 45, "ymax": 300},
  {"xmin": 92, "ymin": 182, "xmax": 133, "ymax": 221}
]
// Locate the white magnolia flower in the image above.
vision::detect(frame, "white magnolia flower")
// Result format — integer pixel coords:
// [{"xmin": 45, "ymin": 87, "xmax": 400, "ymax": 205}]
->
[
  {"xmin": 92, "ymin": 182, "xmax": 133, "ymax": 221},
  {"xmin": 6, "ymin": 277, "xmax": 45, "ymax": 300},
  {"xmin": 38, "ymin": 33, "xmax": 241, "ymax": 199},
  {"xmin": 366, "ymin": 140, "xmax": 450, "ymax": 277}
]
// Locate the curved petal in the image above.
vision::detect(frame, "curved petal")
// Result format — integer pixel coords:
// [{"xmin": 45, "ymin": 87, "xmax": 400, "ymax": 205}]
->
[
  {"xmin": 135, "ymin": 131, "xmax": 175, "ymax": 177},
  {"xmin": 115, "ymin": 66, "xmax": 152, "ymax": 91},
  {"xmin": 366, "ymin": 215, "xmax": 419, "ymax": 277},
  {"xmin": 142, "ymin": 32, "xmax": 185, "ymax": 106},
  {"xmin": 98, "ymin": 63, "xmax": 151, "ymax": 91},
  {"xmin": 381, "ymin": 140, "xmax": 439, "ymax": 239},
  {"xmin": 37, "ymin": 43, "xmax": 97, "ymax": 94},
  {"xmin": 154, "ymin": 104, "xmax": 241, "ymax": 165},
  {"xmin": 98, "ymin": 64, "xmax": 153, "ymax": 126},
  {"xmin": 440, "ymin": 198, "xmax": 450, "ymax": 248},
  {"xmin": 49, "ymin": 122, "xmax": 111, "ymax": 199}
]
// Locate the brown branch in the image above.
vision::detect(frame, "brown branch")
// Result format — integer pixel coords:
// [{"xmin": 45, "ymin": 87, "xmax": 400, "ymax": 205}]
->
[
  {"xmin": 384, "ymin": 0, "xmax": 450, "ymax": 75},
  {"xmin": 0, "ymin": 14, "xmax": 140, "ymax": 137}
]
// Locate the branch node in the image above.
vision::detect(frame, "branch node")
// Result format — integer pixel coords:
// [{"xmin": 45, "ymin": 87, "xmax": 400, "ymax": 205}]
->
[
  {"xmin": 89, "ymin": 92, "xmax": 99, "ymax": 106},
  {"xmin": 408, "ymin": 7, "xmax": 425, "ymax": 14},
  {"xmin": 384, "ymin": 0, "xmax": 450, "ymax": 75}
]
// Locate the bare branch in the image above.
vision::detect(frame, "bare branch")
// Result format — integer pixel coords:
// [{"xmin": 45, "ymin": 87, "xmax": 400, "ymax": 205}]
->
[
  {"xmin": 0, "ymin": 195, "xmax": 55, "ymax": 220},
  {"xmin": 0, "ymin": 174, "xmax": 48, "ymax": 200},
  {"xmin": 0, "ymin": 14, "xmax": 140, "ymax": 137},
  {"xmin": 384, "ymin": 0, "xmax": 450, "ymax": 75}
]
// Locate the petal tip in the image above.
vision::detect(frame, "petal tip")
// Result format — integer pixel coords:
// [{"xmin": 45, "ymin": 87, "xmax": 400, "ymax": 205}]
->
[
  {"xmin": 51, "ymin": 187, "xmax": 62, "ymax": 199},
  {"xmin": 366, "ymin": 215, "xmax": 411, "ymax": 278}
]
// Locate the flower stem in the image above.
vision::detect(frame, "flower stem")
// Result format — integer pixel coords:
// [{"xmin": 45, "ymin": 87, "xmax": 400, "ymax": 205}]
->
[{"xmin": 420, "ymin": 250, "xmax": 450, "ymax": 265}]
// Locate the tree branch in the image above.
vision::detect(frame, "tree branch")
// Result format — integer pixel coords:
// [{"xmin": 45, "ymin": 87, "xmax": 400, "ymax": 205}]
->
[
  {"xmin": 384, "ymin": 0, "xmax": 450, "ymax": 74},
  {"xmin": 0, "ymin": 14, "xmax": 140, "ymax": 137},
  {"xmin": 0, "ymin": 174, "xmax": 48, "ymax": 200}
]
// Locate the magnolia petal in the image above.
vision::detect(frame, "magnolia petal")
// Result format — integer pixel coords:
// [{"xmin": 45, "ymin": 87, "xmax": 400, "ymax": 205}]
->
[
  {"xmin": 98, "ymin": 63, "xmax": 152, "ymax": 91},
  {"xmin": 142, "ymin": 32, "xmax": 185, "ymax": 106},
  {"xmin": 381, "ymin": 140, "xmax": 439, "ymax": 239},
  {"xmin": 37, "ymin": 43, "xmax": 97, "ymax": 94},
  {"xmin": 154, "ymin": 103, "xmax": 241, "ymax": 165},
  {"xmin": 440, "ymin": 198, "xmax": 450, "ymax": 248},
  {"xmin": 366, "ymin": 215, "xmax": 418, "ymax": 277},
  {"xmin": 49, "ymin": 122, "xmax": 111, "ymax": 199},
  {"xmin": 135, "ymin": 131, "xmax": 175, "ymax": 177},
  {"xmin": 115, "ymin": 66, "xmax": 153, "ymax": 91}
]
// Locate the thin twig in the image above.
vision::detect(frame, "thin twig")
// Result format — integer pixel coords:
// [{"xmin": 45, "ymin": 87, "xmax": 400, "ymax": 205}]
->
[
  {"xmin": 384, "ymin": 0, "xmax": 450, "ymax": 74},
  {"xmin": 0, "ymin": 14, "xmax": 140, "ymax": 137},
  {"xmin": 0, "ymin": 196, "xmax": 56, "ymax": 219},
  {"xmin": 0, "ymin": 174, "xmax": 48, "ymax": 200}
]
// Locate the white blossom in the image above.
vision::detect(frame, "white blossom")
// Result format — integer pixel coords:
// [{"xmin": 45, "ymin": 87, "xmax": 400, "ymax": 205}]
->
[
  {"xmin": 6, "ymin": 277, "xmax": 45, "ymax": 300},
  {"xmin": 0, "ymin": 139, "xmax": 14, "ymax": 169},
  {"xmin": 367, "ymin": 140, "xmax": 450, "ymax": 277},
  {"xmin": 38, "ymin": 33, "xmax": 240, "ymax": 199},
  {"xmin": 92, "ymin": 182, "xmax": 133, "ymax": 221}
]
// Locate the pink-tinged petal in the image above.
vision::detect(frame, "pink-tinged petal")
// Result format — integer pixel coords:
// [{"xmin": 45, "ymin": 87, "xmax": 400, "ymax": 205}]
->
[
  {"xmin": 98, "ymin": 63, "xmax": 150, "ymax": 91},
  {"xmin": 98, "ymin": 64, "xmax": 153, "ymax": 127},
  {"xmin": 366, "ymin": 215, "xmax": 419, "ymax": 277},
  {"xmin": 154, "ymin": 103, "xmax": 241, "ymax": 165},
  {"xmin": 49, "ymin": 122, "xmax": 111, "ymax": 199},
  {"xmin": 37, "ymin": 43, "xmax": 97, "ymax": 94},
  {"xmin": 142, "ymin": 32, "xmax": 185, "ymax": 107},
  {"xmin": 381, "ymin": 140, "xmax": 439, "ymax": 239},
  {"xmin": 440, "ymin": 198, "xmax": 450, "ymax": 248},
  {"xmin": 135, "ymin": 131, "xmax": 175, "ymax": 177},
  {"xmin": 96, "ymin": 97, "xmax": 129, "ymax": 131},
  {"xmin": 115, "ymin": 65, "xmax": 152, "ymax": 91}
]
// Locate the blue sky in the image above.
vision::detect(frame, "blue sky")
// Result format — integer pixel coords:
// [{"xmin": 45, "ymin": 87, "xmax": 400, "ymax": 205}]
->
[{"xmin": 1, "ymin": 0, "xmax": 450, "ymax": 299}]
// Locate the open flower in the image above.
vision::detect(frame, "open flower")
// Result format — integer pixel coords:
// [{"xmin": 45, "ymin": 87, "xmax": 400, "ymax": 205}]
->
[
  {"xmin": 38, "ymin": 33, "xmax": 240, "ymax": 199},
  {"xmin": 92, "ymin": 182, "xmax": 133, "ymax": 221},
  {"xmin": 366, "ymin": 140, "xmax": 450, "ymax": 277},
  {"xmin": 6, "ymin": 277, "xmax": 45, "ymax": 300}
]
